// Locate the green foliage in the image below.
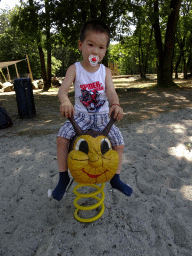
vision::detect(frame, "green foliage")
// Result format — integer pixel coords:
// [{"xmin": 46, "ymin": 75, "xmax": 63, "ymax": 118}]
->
[
  {"xmin": 54, "ymin": 0, "xmax": 130, "ymax": 47},
  {"xmin": 109, "ymin": 43, "xmax": 156, "ymax": 75},
  {"xmin": 1, "ymin": 0, "xmax": 191, "ymax": 87},
  {"xmin": 109, "ymin": 23, "xmax": 157, "ymax": 76},
  {"xmin": 174, "ymin": 1, "xmax": 192, "ymax": 76},
  {"xmin": 109, "ymin": 42, "xmax": 138, "ymax": 75},
  {"xmin": 52, "ymin": 45, "xmax": 81, "ymax": 76},
  {"xmin": 0, "ymin": 7, "xmax": 41, "ymax": 79},
  {"xmin": 50, "ymin": 56, "xmax": 62, "ymax": 76}
]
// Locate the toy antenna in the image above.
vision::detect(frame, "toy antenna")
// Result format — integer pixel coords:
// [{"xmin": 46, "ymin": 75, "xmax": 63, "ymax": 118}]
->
[
  {"xmin": 68, "ymin": 116, "xmax": 83, "ymax": 135},
  {"xmin": 68, "ymin": 111, "xmax": 117, "ymax": 137},
  {"xmin": 102, "ymin": 112, "xmax": 117, "ymax": 137},
  {"xmin": 102, "ymin": 113, "xmax": 117, "ymax": 136}
]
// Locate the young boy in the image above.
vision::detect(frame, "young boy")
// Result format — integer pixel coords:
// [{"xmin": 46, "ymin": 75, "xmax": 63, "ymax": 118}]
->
[{"xmin": 52, "ymin": 20, "xmax": 133, "ymax": 201}]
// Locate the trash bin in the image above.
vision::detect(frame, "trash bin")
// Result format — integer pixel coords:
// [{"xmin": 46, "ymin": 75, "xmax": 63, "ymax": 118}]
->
[{"xmin": 14, "ymin": 78, "xmax": 36, "ymax": 119}]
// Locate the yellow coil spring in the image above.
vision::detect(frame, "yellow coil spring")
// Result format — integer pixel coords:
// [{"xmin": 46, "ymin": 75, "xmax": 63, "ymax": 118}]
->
[{"xmin": 73, "ymin": 183, "xmax": 105, "ymax": 223}]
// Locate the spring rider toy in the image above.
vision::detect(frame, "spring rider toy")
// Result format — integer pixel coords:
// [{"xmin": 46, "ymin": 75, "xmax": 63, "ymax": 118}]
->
[{"xmin": 67, "ymin": 114, "xmax": 119, "ymax": 222}]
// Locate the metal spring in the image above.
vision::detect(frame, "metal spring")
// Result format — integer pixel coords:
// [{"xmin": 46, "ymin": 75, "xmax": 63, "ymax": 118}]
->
[{"xmin": 73, "ymin": 183, "xmax": 105, "ymax": 222}]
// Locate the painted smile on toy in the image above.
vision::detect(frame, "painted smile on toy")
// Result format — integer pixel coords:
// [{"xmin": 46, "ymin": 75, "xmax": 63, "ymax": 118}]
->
[{"xmin": 82, "ymin": 168, "xmax": 108, "ymax": 178}]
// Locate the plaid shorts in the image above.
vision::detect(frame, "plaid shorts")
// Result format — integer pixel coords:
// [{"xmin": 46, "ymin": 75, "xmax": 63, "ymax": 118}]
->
[{"xmin": 57, "ymin": 113, "xmax": 124, "ymax": 146}]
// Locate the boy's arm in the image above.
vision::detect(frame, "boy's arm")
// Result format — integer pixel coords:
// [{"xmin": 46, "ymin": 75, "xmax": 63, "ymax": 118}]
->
[
  {"xmin": 58, "ymin": 65, "xmax": 76, "ymax": 118},
  {"xmin": 105, "ymin": 67, "xmax": 123, "ymax": 121}
]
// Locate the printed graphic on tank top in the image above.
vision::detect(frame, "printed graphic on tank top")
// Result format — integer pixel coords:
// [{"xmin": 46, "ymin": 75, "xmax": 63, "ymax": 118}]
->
[
  {"xmin": 74, "ymin": 62, "xmax": 109, "ymax": 114},
  {"xmin": 79, "ymin": 82, "xmax": 106, "ymax": 113}
]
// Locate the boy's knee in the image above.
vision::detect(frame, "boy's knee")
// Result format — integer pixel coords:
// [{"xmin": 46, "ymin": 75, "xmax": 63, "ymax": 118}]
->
[
  {"xmin": 57, "ymin": 137, "xmax": 70, "ymax": 147},
  {"xmin": 112, "ymin": 144, "xmax": 124, "ymax": 151}
]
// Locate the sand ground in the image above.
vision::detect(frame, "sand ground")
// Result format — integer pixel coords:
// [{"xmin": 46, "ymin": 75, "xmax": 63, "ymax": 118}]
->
[{"xmin": 1, "ymin": 79, "xmax": 192, "ymax": 256}]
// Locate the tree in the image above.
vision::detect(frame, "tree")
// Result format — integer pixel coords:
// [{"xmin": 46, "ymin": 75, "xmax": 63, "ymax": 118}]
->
[
  {"xmin": 178, "ymin": 1, "xmax": 192, "ymax": 77},
  {"xmin": 0, "ymin": 7, "xmax": 41, "ymax": 79},
  {"xmin": 2, "ymin": 0, "xmax": 131, "ymax": 82},
  {"xmin": 122, "ymin": 0, "xmax": 183, "ymax": 86},
  {"xmin": 152, "ymin": 0, "xmax": 182, "ymax": 87},
  {"xmin": 134, "ymin": 11, "xmax": 154, "ymax": 78},
  {"xmin": 12, "ymin": 0, "xmax": 57, "ymax": 91},
  {"xmin": 54, "ymin": 0, "xmax": 130, "ymax": 50},
  {"xmin": 52, "ymin": 44, "xmax": 81, "ymax": 77}
]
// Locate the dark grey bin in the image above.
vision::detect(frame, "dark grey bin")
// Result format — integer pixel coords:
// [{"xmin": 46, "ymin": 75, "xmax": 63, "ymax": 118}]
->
[{"xmin": 14, "ymin": 78, "xmax": 36, "ymax": 119}]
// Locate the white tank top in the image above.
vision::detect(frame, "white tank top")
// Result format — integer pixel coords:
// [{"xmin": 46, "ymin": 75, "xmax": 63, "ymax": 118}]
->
[{"xmin": 74, "ymin": 62, "xmax": 109, "ymax": 114}]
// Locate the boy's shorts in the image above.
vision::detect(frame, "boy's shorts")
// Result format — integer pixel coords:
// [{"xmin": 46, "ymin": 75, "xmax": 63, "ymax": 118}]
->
[{"xmin": 57, "ymin": 113, "xmax": 124, "ymax": 147}]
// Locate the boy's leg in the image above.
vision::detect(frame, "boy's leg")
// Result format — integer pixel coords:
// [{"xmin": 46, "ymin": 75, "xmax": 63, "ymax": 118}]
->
[
  {"xmin": 113, "ymin": 145, "xmax": 124, "ymax": 174},
  {"xmin": 52, "ymin": 137, "xmax": 70, "ymax": 201},
  {"xmin": 110, "ymin": 145, "xmax": 133, "ymax": 196},
  {"xmin": 57, "ymin": 136, "xmax": 70, "ymax": 173}
]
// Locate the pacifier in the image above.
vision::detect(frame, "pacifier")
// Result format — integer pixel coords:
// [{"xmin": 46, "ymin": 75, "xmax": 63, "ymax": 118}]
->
[{"xmin": 89, "ymin": 55, "xmax": 99, "ymax": 66}]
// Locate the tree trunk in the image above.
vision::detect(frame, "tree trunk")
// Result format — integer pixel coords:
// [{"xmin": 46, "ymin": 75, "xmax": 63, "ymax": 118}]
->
[
  {"xmin": 138, "ymin": 51, "xmax": 145, "ymax": 78},
  {"xmin": 100, "ymin": 0, "xmax": 108, "ymax": 69},
  {"xmin": 137, "ymin": 18, "xmax": 145, "ymax": 78},
  {"xmin": 100, "ymin": 0, "xmax": 107, "ymax": 21},
  {"xmin": 175, "ymin": 52, "xmax": 181, "ymax": 78},
  {"xmin": 138, "ymin": 27, "xmax": 145, "ymax": 78},
  {"xmin": 144, "ymin": 27, "xmax": 153, "ymax": 76},
  {"xmin": 175, "ymin": 38, "xmax": 185, "ymax": 78},
  {"xmin": 153, "ymin": 0, "xmax": 182, "ymax": 88},
  {"xmin": 44, "ymin": 29, "xmax": 52, "ymax": 91},
  {"xmin": 187, "ymin": 45, "xmax": 192, "ymax": 75},
  {"xmin": 43, "ymin": 0, "xmax": 52, "ymax": 91},
  {"xmin": 46, "ymin": 50, "xmax": 51, "ymax": 91},
  {"xmin": 157, "ymin": 63, "xmax": 173, "ymax": 87},
  {"xmin": 183, "ymin": 58, "xmax": 187, "ymax": 79},
  {"xmin": 103, "ymin": 52, "xmax": 109, "ymax": 67},
  {"xmin": 38, "ymin": 43, "xmax": 47, "ymax": 89}
]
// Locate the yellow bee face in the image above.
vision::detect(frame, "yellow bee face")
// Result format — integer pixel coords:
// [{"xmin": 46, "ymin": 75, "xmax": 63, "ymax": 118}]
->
[{"xmin": 68, "ymin": 135, "xmax": 119, "ymax": 184}]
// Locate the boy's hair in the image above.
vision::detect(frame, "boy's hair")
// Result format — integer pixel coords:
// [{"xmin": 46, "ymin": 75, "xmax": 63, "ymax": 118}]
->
[{"xmin": 80, "ymin": 20, "xmax": 111, "ymax": 47}]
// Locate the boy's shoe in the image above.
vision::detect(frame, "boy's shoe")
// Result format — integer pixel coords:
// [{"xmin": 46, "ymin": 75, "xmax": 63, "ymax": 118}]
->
[
  {"xmin": 110, "ymin": 174, "xmax": 133, "ymax": 196},
  {"xmin": 52, "ymin": 172, "xmax": 70, "ymax": 201}
]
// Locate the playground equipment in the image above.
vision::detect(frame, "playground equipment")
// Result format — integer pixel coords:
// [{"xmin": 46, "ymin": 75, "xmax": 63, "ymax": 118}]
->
[
  {"xmin": 67, "ymin": 114, "xmax": 119, "ymax": 222},
  {"xmin": 48, "ymin": 114, "xmax": 119, "ymax": 222}
]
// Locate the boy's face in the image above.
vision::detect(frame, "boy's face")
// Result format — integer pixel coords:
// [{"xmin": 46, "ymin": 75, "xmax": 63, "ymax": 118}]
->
[{"xmin": 78, "ymin": 30, "xmax": 108, "ymax": 65}]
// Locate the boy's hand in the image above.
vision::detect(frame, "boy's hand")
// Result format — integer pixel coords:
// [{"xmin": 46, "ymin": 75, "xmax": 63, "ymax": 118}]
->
[
  {"xmin": 109, "ymin": 104, "xmax": 123, "ymax": 121},
  {"xmin": 60, "ymin": 102, "xmax": 75, "ymax": 118}
]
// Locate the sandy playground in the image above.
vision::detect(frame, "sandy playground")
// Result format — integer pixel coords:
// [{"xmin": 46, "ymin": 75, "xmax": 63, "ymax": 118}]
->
[{"xmin": 0, "ymin": 86, "xmax": 192, "ymax": 255}]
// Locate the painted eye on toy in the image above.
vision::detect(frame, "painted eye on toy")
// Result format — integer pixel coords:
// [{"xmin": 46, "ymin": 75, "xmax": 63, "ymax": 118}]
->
[
  {"xmin": 75, "ymin": 138, "xmax": 89, "ymax": 154},
  {"xmin": 101, "ymin": 138, "xmax": 111, "ymax": 155}
]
